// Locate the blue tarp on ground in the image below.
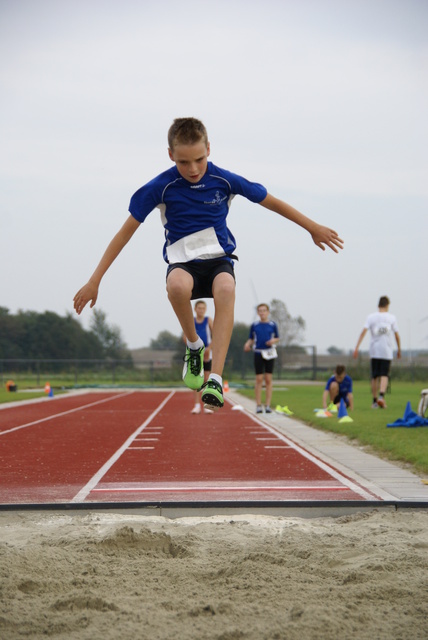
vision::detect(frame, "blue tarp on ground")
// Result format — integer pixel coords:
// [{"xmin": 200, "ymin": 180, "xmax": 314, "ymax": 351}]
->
[{"xmin": 387, "ymin": 401, "xmax": 428, "ymax": 428}]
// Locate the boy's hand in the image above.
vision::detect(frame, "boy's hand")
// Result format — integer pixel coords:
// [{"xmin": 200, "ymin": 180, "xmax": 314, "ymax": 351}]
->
[
  {"xmin": 73, "ymin": 282, "xmax": 99, "ymax": 315},
  {"xmin": 311, "ymin": 224, "xmax": 344, "ymax": 253}
]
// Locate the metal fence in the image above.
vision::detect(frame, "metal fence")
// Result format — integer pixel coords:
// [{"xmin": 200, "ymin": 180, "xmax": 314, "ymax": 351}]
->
[{"xmin": 1, "ymin": 351, "xmax": 428, "ymax": 389}]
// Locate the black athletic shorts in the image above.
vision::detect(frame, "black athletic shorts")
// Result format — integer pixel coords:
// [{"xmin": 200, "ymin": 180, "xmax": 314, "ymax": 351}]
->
[
  {"xmin": 370, "ymin": 358, "xmax": 391, "ymax": 379},
  {"xmin": 254, "ymin": 352, "xmax": 275, "ymax": 375},
  {"xmin": 203, "ymin": 359, "xmax": 212, "ymax": 372},
  {"xmin": 166, "ymin": 258, "xmax": 235, "ymax": 299}
]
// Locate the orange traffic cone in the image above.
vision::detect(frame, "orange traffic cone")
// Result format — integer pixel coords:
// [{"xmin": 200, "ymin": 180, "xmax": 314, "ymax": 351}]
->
[
  {"xmin": 44, "ymin": 382, "xmax": 51, "ymax": 394},
  {"xmin": 224, "ymin": 380, "xmax": 229, "ymax": 393}
]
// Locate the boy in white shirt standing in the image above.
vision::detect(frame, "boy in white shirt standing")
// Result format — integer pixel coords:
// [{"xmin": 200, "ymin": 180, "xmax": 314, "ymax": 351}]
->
[{"xmin": 353, "ymin": 296, "xmax": 401, "ymax": 408}]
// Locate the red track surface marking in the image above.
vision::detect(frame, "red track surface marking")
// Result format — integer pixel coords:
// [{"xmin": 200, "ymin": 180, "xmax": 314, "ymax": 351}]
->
[{"xmin": 0, "ymin": 390, "xmax": 380, "ymax": 504}]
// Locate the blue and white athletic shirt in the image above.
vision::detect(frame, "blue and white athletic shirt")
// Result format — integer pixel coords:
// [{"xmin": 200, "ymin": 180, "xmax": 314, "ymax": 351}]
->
[
  {"xmin": 129, "ymin": 162, "xmax": 267, "ymax": 264},
  {"xmin": 195, "ymin": 316, "xmax": 211, "ymax": 347},
  {"xmin": 325, "ymin": 374, "xmax": 353, "ymax": 399},
  {"xmin": 249, "ymin": 320, "xmax": 279, "ymax": 352}
]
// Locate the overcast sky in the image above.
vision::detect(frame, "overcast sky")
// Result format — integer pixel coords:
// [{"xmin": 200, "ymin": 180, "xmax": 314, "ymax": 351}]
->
[{"xmin": 1, "ymin": 0, "xmax": 427, "ymax": 355}]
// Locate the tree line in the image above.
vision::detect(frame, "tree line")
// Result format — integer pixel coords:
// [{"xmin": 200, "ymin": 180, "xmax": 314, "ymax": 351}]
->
[{"xmin": 0, "ymin": 307, "xmax": 130, "ymax": 361}]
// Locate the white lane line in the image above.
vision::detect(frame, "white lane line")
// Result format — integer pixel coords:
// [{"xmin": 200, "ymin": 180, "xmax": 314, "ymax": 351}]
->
[
  {"xmin": 0, "ymin": 391, "xmax": 135, "ymax": 436},
  {"xmin": 71, "ymin": 390, "xmax": 175, "ymax": 503}
]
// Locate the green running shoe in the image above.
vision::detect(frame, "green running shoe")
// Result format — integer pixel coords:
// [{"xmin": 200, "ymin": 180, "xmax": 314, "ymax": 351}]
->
[
  {"xmin": 201, "ymin": 379, "xmax": 224, "ymax": 410},
  {"xmin": 182, "ymin": 346, "xmax": 205, "ymax": 390}
]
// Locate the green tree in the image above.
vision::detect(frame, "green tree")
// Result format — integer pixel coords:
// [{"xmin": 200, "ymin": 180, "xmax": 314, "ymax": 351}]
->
[
  {"xmin": 269, "ymin": 299, "xmax": 305, "ymax": 347},
  {"xmin": 225, "ymin": 322, "xmax": 251, "ymax": 377},
  {"xmin": 327, "ymin": 346, "xmax": 344, "ymax": 355},
  {"xmin": 90, "ymin": 309, "xmax": 130, "ymax": 360},
  {"xmin": 150, "ymin": 330, "xmax": 182, "ymax": 350},
  {"xmin": 0, "ymin": 307, "xmax": 26, "ymax": 358},
  {"xmin": 269, "ymin": 299, "xmax": 306, "ymax": 377}
]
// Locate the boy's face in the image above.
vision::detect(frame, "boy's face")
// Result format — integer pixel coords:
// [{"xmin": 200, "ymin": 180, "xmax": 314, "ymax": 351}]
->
[
  {"xmin": 257, "ymin": 306, "xmax": 269, "ymax": 321},
  {"xmin": 194, "ymin": 303, "xmax": 206, "ymax": 319},
  {"xmin": 168, "ymin": 140, "xmax": 210, "ymax": 183}
]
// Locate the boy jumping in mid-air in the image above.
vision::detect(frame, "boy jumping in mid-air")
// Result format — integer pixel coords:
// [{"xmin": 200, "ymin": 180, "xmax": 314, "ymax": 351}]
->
[{"xmin": 74, "ymin": 117, "xmax": 343, "ymax": 410}]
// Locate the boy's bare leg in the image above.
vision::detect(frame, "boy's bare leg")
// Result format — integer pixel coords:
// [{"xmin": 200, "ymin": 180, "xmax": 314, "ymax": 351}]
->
[
  {"xmin": 255, "ymin": 374, "xmax": 263, "ymax": 405},
  {"xmin": 210, "ymin": 272, "xmax": 235, "ymax": 376},
  {"xmin": 379, "ymin": 375, "xmax": 388, "ymax": 395},
  {"xmin": 329, "ymin": 381, "xmax": 339, "ymax": 404},
  {"xmin": 265, "ymin": 373, "xmax": 273, "ymax": 407},
  {"xmin": 166, "ymin": 268, "xmax": 199, "ymax": 342}
]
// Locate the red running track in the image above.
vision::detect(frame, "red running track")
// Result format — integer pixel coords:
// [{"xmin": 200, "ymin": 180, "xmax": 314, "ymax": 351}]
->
[{"xmin": 0, "ymin": 390, "xmax": 380, "ymax": 504}]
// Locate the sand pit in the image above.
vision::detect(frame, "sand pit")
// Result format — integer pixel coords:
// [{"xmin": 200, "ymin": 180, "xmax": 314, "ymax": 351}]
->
[{"xmin": 0, "ymin": 509, "xmax": 427, "ymax": 639}]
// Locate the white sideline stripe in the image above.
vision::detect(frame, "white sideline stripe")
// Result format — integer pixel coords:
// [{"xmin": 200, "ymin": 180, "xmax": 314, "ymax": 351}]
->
[
  {"xmin": 92, "ymin": 485, "xmax": 349, "ymax": 493},
  {"xmin": 227, "ymin": 398, "xmax": 377, "ymax": 501},
  {"xmin": 0, "ymin": 391, "xmax": 135, "ymax": 436},
  {"xmin": 71, "ymin": 391, "xmax": 175, "ymax": 503}
]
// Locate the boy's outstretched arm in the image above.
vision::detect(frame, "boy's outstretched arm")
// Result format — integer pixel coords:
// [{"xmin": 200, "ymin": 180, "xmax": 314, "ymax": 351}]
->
[
  {"xmin": 73, "ymin": 215, "xmax": 140, "ymax": 315},
  {"xmin": 259, "ymin": 193, "xmax": 344, "ymax": 253}
]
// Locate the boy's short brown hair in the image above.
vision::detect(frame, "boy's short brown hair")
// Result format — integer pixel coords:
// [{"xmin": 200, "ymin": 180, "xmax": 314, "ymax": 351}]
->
[
  {"xmin": 168, "ymin": 117, "xmax": 208, "ymax": 149},
  {"xmin": 378, "ymin": 296, "xmax": 390, "ymax": 308},
  {"xmin": 335, "ymin": 365, "xmax": 346, "ymax": 376},
  {"xmin": 257, "ymin": 303, "xmax": 269, "ymax": 311}
]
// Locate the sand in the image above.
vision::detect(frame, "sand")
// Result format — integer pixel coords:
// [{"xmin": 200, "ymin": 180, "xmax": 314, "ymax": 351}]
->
[{"xmin": 0, "ymin": 509, "xmax": 427, "ymax": 639}]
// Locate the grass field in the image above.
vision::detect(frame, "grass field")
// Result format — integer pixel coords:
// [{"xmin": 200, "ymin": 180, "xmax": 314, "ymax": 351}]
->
[
  {"xmin": 0, "ymin": 389, "xmax": 49, "ymax": 403},
  {"xmin": 237, "ymin": 381, "xmax": 428, "ymax": 476}
]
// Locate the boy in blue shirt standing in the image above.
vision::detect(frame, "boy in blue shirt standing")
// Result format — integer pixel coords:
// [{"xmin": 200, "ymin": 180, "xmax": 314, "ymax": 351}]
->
[
  {"xmin": 244, "ymin": 303, "xmax": 279, "ymax": 413},
  {"xmin": 74, "ymin": 117, "xmax": 343, "ymax": 410}
]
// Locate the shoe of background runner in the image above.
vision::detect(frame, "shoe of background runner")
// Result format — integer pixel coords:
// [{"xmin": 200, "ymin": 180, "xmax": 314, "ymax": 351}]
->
[
  {"xmin": 371, "ymin": 401, "xmax": 379, "ymax": 409},
  {"xmin": 265, "ymin": 406, "xmax": 273, "ymax": 413},
  {"xmin": 256, "ymin": 405, "xmax": 263, "ymax": 414},
  {"xmin": 377, "ymin": 397, "xmax": 387, "ymax": 409},
  {"xmin": 201, "ymin": 379, "xmax": 224, "ymax": 409},
  {"xmin": 327, "ymin": 402, "xmax": 338, "ymax": 413},
  {"xmin": 182, "ymin": 346, "xmax": 205, "ymax": 390},
  {"xmin": 191, "ymin": 404, "xmax": 201, "ymax": 414}
]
